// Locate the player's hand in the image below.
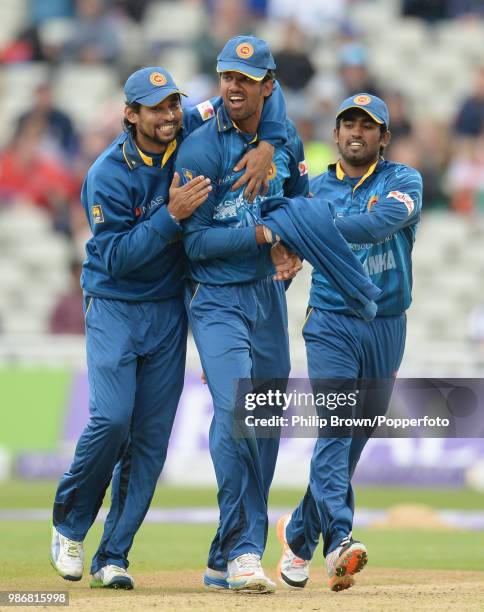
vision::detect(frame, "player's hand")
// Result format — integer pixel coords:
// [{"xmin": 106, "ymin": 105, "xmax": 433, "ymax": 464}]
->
[
  {"xmin": 167, "ymin": 172, "xmax": 212, "ymax": 221},
  {"xmin": 231, "ymin": 141, "xmax": 274, "ymax": 203},
  {"xmin": 271, "ymin": 243, "xmax": 303, "ymax": 281}
]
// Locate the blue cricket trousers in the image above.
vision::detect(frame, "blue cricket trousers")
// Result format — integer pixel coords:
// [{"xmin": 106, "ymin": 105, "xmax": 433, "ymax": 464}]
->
[
  {"xmin": 186, "ymin": 277, "xmax": 290, "ymax": 568},
  {"xmin": 286, "ymin": 308, "xmax": 406, "ymax": 558},
  {"xmin": 53, "ymin": 295, "xmax": 186, "ymax": 572}
]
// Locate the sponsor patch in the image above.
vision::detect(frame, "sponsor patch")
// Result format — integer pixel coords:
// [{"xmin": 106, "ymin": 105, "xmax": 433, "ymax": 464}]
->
[
  {"xmin": 91, "ymin": 204, "xmax": 104, "ymax": 223},
  {"xmin": 196, "ymin": 100, "xmax": 215, "ymax": 121},
  {"xmin": 236, "ymin": 42, "xmax": 254, "ymax": 58},
  {"xmin": 367, "ymin": 195, "xmax": 379, "ymax": 211},
  {"xmin": 388, "ymin": 190, "xmax": 414, "ymax": 215},
  {"xmin": 354, "ymin": 94, "xmax": 371, "ymax": 105},
  {"xmin": 298, "ymin": 160, "xmax": 308, "ymax": 176},
  {"xmin": 150, "ymin": 71, "xmax": 167, "ymax": 86}
]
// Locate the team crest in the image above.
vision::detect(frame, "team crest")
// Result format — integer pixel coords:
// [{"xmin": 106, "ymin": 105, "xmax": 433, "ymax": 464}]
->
[
  {"xmin": 236, "ymin": 42, "xmax": 254, "ymax": 59},
  {"xmin": 182, "ymin": 168, "xmax": 196, "ymax": 182},
  {"xmin": 267, "ymin": 162, "xmax": 277, "ymax": 180},
  {"xmin": 91, "ymin": 204, "xmax": 104, "ymax": 223},
  {"xmin": 150, "ymin": 72, "xmax": 167, "ymax": 86},
  {"xmin": 298, "ymin": 160, "xmax": 308, "ymax": 176},
  {"xmin": 196, "ymin": 100, "xmax": 215, "ymax": 121},
  {"xmin": 353, "ymin": 94, "xmax": 371, "ymax": 105},
  {"xmin": 367, "ymin": 195, "xmax": 379, "ymax": 211}
]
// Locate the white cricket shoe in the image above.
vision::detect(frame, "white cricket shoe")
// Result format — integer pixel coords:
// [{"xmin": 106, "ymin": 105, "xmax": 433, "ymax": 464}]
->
[
  {"xmin": 227, "ymin": 553, "xmax": 275, "ymax": 593},
  {"xmin": 276, "ymin": 514, "xmax": 310, "ymax": 589},
  {"xmin": 90, "ymin": 564, "xmax": 135, "ymax": 589},
  {"xmin": 50, "ymin": 525, "xmax": 84, "ymax": 581},
  {"xmin": 203, "ymin": 567, "xmax": 229, "ymax": 589},
  {"xmin": 326, "ymin": 535, "xmax": 368, "ymax": 592}
]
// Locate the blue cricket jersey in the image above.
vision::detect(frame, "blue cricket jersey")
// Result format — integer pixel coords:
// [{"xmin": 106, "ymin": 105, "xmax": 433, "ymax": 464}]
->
[
  {"xmin": 177, "ymin": 105, "xmax": 309, "ymax": 285},
  {"xmin": 80, "ymin": 85, "xmax": 289, "ymax": 301},
  {"xmin": 309, "ymin": 159, "xmax": 423, "ymax": 316}
]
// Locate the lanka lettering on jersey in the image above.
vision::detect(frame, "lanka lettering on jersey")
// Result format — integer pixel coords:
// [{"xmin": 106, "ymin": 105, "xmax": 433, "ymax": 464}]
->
[
  {"xmin": 177, "ymin": 105, "xmax": 309, "ymax": 285},
  {"xmin": 80, "ymin": 85, "xmax": 288, "ymax": 301},
  {"xmin": 309, "ymin": 159, "xmax": 423, "ymax": 316}
]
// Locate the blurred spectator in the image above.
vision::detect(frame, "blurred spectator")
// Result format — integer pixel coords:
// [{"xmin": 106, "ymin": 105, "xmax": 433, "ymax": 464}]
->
[
  {"xmin": 15, "ymin": 82, "xmax": 79, "ymax": 160},
  {"xmin": 111, "ymin": 0, "xmax": 153, "ymax": 22},
  {"xmin": 30, "ymin": 0, "xmax": 75, "ymax": 24},
  {"xmin": 195, "ymin": 0, "xmax": 252, "ymax": 80},
  {"xmin": 63, "ymin": 0, "xmax": 121, "ymax": 65},
  {"xmin": 402, "ymin": 0, "xmax": 448, "ymax": 21},
  {"xmin": 447, "ymin": 138, "xmax": 484, "ymax": 213},
  {"xmin": 0, "ymin": 118, "xmax": 79, "ymax": 235},
  {"xmin": 294, "ymin": 116, "xmax": 334, "ymax": 178},
  {"xmin": 267, "ymin": 0, "xmax": 348, "ymax": 37},
  {"xmin": 454, "ymin": 66, "xmax": 484, "ymax": 138},
  {"xmin": 447, "ymin": 0, "xmax": 484, "ymax": 18},
  {"xmin": 338, "ymin": 43, "xmax": 382, "ymax": 99},
  {"xmin": 383, "ymin": 91, "xmax": 412, "ymax": 140},
  {"xmin": 49, "ymin": 260, "xmax": 85, "ymax": 335},
  {"xmin": 273, "ymin": 21, "xmax": 315, "ymax": 91}
]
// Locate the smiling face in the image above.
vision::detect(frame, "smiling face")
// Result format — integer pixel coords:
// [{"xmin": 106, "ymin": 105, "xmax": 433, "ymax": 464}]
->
[
  {"xmin": 334, "ymin": 109, "xmax": 391, "ymax": 176},
  {"xmin": 125, "ymin": 93, "xmax": 183, "ymax": 153},
  {"xmin": 219, "ymin": 71, "xmax": 273, "ymax": 134}
]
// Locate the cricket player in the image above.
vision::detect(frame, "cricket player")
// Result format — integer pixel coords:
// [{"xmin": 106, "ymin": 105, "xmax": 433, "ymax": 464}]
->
[
  {"xmin": 276, "ymin": 94, "xmax": 423, "ymax": 592},
  {"xmin": 49, "ymin": 65, "xmax": 289, "ymax": 589},
  {"xmin": 175, "ymin": 36, "xmax": 309, "ymax": 594}
]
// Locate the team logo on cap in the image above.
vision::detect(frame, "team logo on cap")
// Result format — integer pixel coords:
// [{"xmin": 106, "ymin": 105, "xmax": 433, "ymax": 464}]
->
[
  {"xmin": 353, "ymin": 95, "xmax": 371, "ymax": 105},
  {"xmin": 150, "ymin": 72, "xmax": 167, "ymax": 86},
  {"xmin": 236, "ymin": 42, "xmax": 254, "ymax": 59}
]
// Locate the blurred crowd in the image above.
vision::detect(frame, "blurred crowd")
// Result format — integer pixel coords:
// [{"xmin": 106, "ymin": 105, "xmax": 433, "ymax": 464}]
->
[{"xmin": 0, "ymin": 0, "xmax": 483, "ymax": 334}]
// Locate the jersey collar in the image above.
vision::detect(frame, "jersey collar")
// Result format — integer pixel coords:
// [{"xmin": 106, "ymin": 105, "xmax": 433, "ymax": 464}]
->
[
  {"xmin": 216, "ymin": 106, "xmax": 258, "ymax": 144},
  {"xmin": 330, "ymin": 158, "xmax": 383, "ymax": 192},
  {"xmin": 122, "ymin": 132, "xmax": 178, "ymax": 170}
]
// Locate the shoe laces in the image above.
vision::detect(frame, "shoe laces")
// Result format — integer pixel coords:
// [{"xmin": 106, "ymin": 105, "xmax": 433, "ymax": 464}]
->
[
  {"xmin": 235, "ymin": 553, "xmax": 261, "ymax": 572},
  {"xmin": 64, "ymin": 539, "xmax": 81, "ymax": 558}
]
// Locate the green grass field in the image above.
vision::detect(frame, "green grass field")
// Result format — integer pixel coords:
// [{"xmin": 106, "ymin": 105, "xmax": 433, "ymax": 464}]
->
[{"xmin": 1, "ymin": 481, "xmax": 484, "ymax": 584}]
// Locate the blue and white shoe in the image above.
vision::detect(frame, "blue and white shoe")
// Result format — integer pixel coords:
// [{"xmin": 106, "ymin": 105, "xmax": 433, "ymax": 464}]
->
[
  {"xmin": 50, "ymin": 525, "xmax": 84, "ymax": 581},
  {"xmin": 227, "ymin": 553, "xmax": 275, "ymax": 593},
  {"xmin": 203, "ymin": 567, "xmax": 229, "ymax": 590},
  {"xmin": 90, "ymin": 565, "xmax": 135, "ymax": 589}
]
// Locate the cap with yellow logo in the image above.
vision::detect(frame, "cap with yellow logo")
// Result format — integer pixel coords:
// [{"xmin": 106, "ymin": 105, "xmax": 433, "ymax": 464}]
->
[
  {"xmin": 124, "ymin": 67, "xmax": 186, "ymax": 107},
  {"xmin": 216, "ymin": 36, "xmax": 276, "ymax": 81}
]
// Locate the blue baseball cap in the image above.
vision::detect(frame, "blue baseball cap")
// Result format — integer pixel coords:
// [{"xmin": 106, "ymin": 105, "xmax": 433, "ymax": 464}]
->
[
  {"xmin": 216, "ymin": 36, "xmax": 276, "ymax": 81},
  {"xmin": 336, "ymin": 93, "xmax": 390, "ymax": 127},
  {"xmin": 124, "ymin": 67, "xmax": 186, "ymax": 107}
]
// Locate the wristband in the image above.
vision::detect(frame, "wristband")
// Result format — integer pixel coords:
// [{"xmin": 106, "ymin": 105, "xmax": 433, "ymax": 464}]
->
[{"xmin": 262, "ymin": 225, "xmax": 280, "ymax": 244}]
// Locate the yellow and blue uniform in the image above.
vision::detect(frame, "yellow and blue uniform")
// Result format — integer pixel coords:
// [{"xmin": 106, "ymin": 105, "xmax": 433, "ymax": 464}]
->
[
  {"xmin": 176, "ymin": 105, "xmax": 308, "ymax": 569},
  {"xmin": 52, "ymin": 66, "xmax": 289, "ymax": 576},
  {"xmin": 286, "ymin": 158, "xmax": 423, "ymax": 560}
]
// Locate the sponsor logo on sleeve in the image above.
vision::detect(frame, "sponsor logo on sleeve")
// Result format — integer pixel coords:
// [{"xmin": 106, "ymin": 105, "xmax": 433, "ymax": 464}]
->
[
  {"xmin": 387, "ymin": 190, "xmax": 414, "ymax": 215},
  {"xmin": 298, "ymin": 160, "xmax": 308, "ymax": 176},
  {"xmin": 196, "ymin": 100, "xmax": 215, "ymax": 121},
  {"xmin": 91, "ymin": 204, "xmax": 104, "ymax": 223}
]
